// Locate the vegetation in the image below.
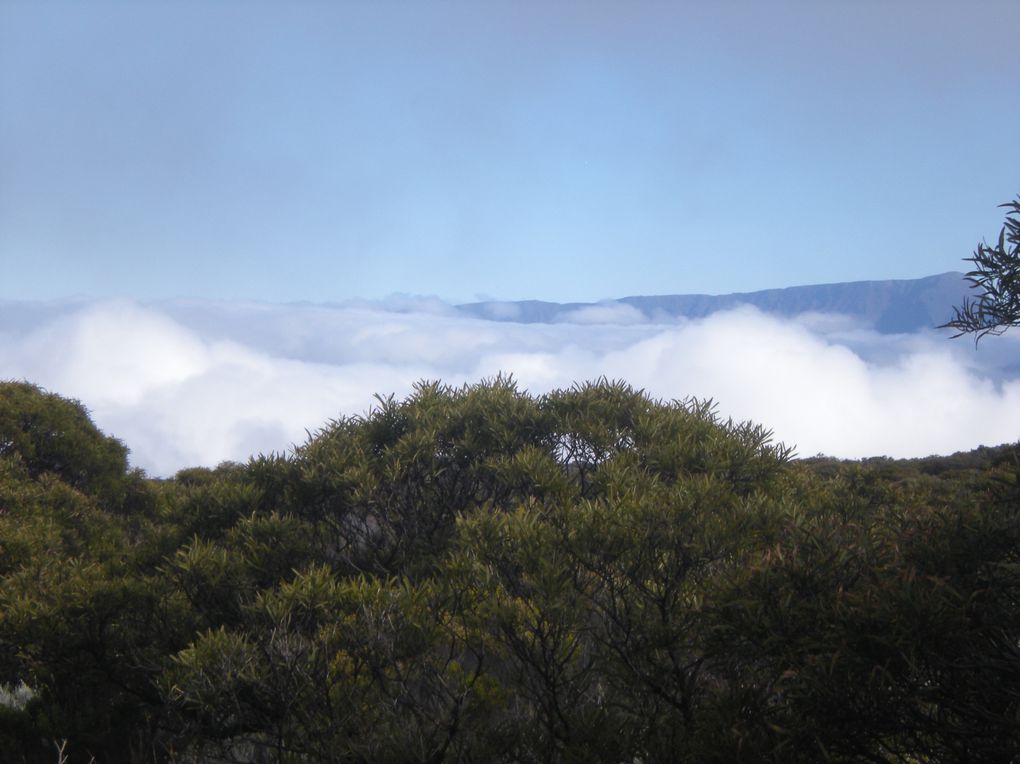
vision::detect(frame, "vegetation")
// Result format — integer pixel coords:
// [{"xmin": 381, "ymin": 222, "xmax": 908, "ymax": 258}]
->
[
  {"xmin": 1, "ymin": 378, "xmax": 1018, "ymax": 762},
  {"xmin": 943, "ymin": 197, "xmax": 1020, "ymax": 340}
]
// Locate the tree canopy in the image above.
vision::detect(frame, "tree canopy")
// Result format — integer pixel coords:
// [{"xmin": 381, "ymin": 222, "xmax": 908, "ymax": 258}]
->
[
  {"xmin": 0, "ymin": 378, "xmax": 1018, "ymax": 762},
  {"xmin": 0, "ymin": 381, "xmax": 129, "ymax": 498}
]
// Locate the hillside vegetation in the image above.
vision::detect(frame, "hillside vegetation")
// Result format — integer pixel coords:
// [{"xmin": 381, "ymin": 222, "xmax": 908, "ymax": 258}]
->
[{"xmin": 1, "ymin": 379, "xmax": 1018, "ymax": 763}]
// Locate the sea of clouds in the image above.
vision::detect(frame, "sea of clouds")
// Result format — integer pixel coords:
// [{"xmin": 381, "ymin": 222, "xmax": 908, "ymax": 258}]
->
[{"xmin": 2, "ymin": 297, "xmax": 1020, "ymax": 476}]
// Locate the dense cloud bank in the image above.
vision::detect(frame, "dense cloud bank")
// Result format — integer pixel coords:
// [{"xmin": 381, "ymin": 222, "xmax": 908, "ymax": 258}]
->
[{"xmin": 2, "ymin": 297, "xmax": 1019, "ymax": 475}]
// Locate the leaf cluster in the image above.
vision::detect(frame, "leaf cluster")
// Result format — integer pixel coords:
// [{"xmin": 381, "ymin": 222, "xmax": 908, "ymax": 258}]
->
[{"xmin": 942, "ymin": 198, "xmax": 1020, "ymax": 340}]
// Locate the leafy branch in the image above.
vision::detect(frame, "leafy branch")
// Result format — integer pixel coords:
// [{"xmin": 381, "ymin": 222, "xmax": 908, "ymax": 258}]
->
[{"xmin": 942, "ymin": 198, "xmax": 1020, "ymax": 341}]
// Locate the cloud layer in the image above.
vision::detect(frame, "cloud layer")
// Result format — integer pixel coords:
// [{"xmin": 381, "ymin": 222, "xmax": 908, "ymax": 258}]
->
[{"xmin": 2, "ymin": 298, "xmax": 1019, "ymax": 476}]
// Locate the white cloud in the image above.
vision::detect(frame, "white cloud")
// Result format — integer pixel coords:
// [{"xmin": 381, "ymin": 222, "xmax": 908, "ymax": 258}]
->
[
  {"xmin": 2, "ymin": 298, "xmax": 1019, "ymax": 475},
  {"xmin": 556, "ymin": 302, "xmax": 648, "ymax": 325},
  {"xmin": 466, "ymin": 301, "xmax": 522, "ymax": 321}
]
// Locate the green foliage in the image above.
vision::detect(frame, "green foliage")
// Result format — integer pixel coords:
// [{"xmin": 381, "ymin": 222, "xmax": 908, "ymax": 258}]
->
[
  {"xmin": 1, "ymin": 378, "xmax": 1018, "ymax": 762},
  {"xmin": 0, "ymin": 382, "xmax": 130, "ymax": 505},
  {"xmin": 943, "ymin": 197, "xmax": 1020, "ymax": 339}
]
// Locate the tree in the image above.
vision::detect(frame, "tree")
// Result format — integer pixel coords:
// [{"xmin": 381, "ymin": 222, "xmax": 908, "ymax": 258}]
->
[
  {"xmin": 0, "ymin": 381, "xmax": 131, "ymax": 507},
  {"xmin": 942, "ymin": 198, "xmax": 1020, "ymax": 340}
]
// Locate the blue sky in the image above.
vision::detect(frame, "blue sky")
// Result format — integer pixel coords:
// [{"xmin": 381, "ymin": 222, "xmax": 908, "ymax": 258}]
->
[
  {"xmin": 2, "ymin": 1, "xmax": 1018, "ymax": 303},
  {"xmin": 3, "ymin": 2, "xmax": 1020, "ymax": 470}
]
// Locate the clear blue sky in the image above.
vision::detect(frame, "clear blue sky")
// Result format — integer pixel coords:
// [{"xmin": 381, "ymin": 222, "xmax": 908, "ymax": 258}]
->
[{"xmin": 2, "ymin": 1, "xmax": 1018, "ymax": 303}]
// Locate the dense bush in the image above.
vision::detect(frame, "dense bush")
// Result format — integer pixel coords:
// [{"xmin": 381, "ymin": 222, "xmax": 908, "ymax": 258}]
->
[{"xmin": 0, "ymin": 379, "xmax": 1017, "ymax": 762}]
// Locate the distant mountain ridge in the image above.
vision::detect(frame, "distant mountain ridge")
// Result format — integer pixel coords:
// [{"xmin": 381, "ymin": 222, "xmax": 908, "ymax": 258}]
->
[{"xmin": 457, "ymin": 272, "xmax": 970, "ymax": 333}]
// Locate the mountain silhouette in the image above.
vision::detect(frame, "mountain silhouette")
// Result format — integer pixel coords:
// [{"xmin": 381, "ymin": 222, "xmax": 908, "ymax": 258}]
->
[{"xmin": 458, "ymin": 272, "xmax": 970, "ymax": 333}]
